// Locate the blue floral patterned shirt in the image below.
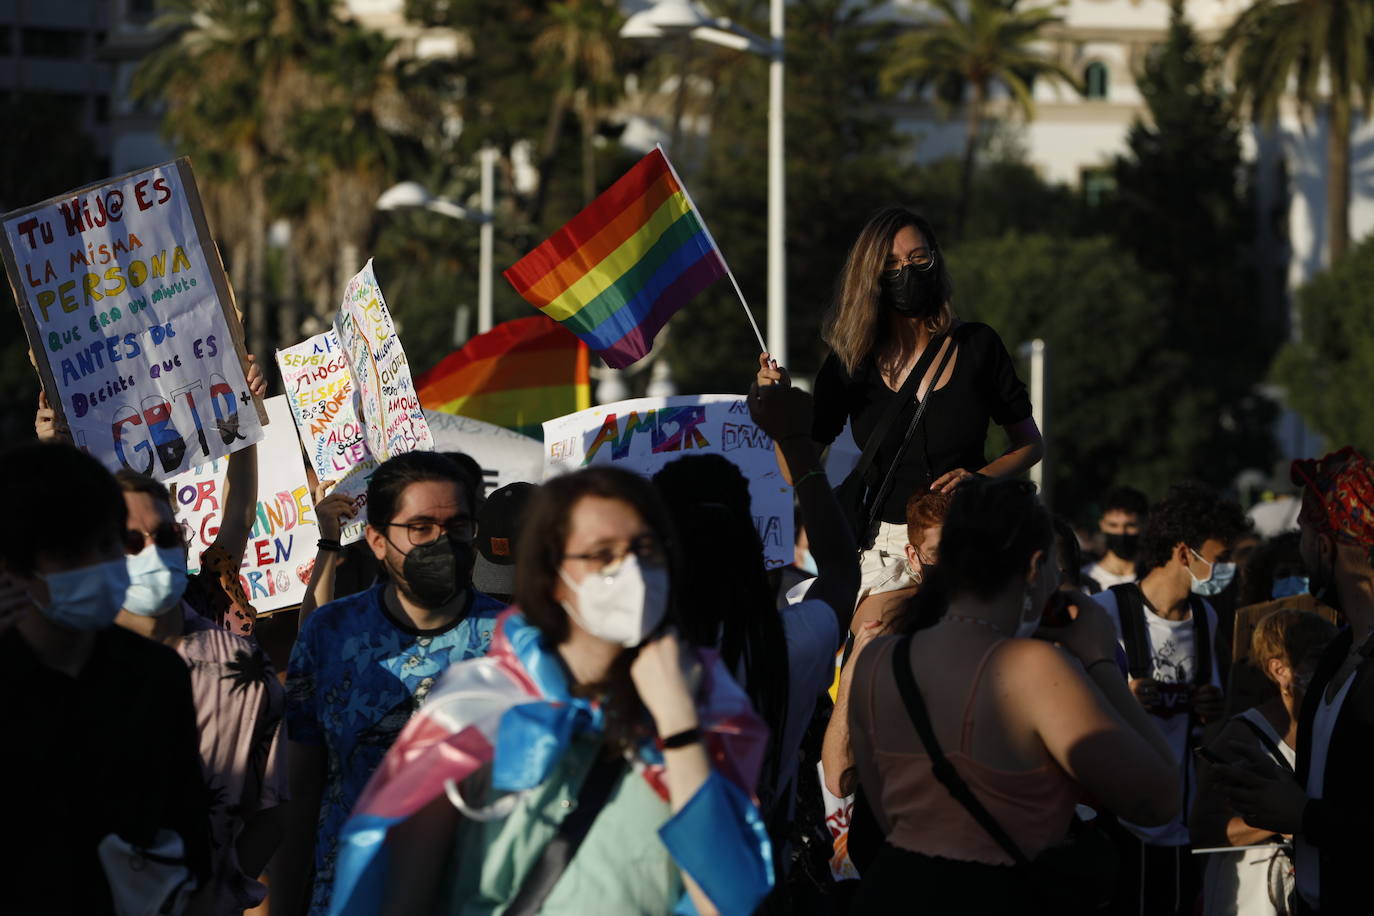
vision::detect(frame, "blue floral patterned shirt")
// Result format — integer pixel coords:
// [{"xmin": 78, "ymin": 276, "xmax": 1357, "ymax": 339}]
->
[{"xmin": 285, "ymin": 583, "xmax": 504, "ymax": 916}]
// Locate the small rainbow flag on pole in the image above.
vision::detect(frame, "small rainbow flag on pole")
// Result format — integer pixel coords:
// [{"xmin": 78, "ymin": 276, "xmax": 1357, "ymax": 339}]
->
[
  {"xmin": 504, "ymin": 146, "xmax": 761, "ymax": 369},
  {"xmin": 414, "ymin": 315, "xmax": 590, "ymax": 438}
]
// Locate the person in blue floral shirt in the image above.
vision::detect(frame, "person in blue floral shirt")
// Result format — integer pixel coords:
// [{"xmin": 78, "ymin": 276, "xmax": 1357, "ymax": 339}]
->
[{"xmin": 276, "ymin": 451, "xmax": 504, "ymax": 916}]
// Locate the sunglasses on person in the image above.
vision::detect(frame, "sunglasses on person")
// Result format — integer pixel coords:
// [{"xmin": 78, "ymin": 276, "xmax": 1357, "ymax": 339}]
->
[{"xmin": 123, "ymin": 522, "xmax": 187, "ymax": 555}]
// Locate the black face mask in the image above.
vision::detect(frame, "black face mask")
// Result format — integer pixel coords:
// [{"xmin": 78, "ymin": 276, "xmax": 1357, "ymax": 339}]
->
[
  {"xmin": 880, "ymin": 264, "xmax": 942, "ymax": 318},
  {"xmin": 1104, "ymin": 532, "xmax": 1140, "ymax": 561},
  {"xmin": 398, "ymin": 535, "xmax": 475, "ymax": 610}
]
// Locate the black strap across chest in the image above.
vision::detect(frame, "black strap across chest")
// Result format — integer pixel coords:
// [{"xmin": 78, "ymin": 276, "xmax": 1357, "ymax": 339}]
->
[{"xmin": 1110, "ymin": 583, "xmax": 1212, "ymax": 685}]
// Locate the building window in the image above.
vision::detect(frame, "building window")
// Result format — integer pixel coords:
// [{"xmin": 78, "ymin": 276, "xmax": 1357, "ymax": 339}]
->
[
  {"xmin": 1083, "ymin": 61, "xmax": 1109, "ymax": 100},
  {"xmin": 21, "ymin": 28, "xmax": 86, "ymax": 59},
  {"xmin": 1081, "ymin": 167, "xmax": 1116, "ymax": 207}
]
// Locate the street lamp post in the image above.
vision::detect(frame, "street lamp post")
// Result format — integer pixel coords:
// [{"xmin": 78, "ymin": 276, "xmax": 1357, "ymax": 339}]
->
[
  {"xmin": 621, "ymin": 0, "xmax": 786, "ymax": 366},
  {"xmin": 376, "ymin": 147, "xmax": 498, "ymax": 335}
]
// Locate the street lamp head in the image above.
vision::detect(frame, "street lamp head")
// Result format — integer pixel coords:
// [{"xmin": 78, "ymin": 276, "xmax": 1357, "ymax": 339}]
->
[
  {"xmin": 377, "ymin": 181, "xmax": 433, "ymax": 211},
  {"xmin": 620, "ymin": 0, "xmax": 712, "ymax": 40}
]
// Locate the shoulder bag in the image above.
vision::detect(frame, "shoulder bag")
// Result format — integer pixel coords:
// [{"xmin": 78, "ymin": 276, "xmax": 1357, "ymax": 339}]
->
[
  {"xmin": 833, "ymin": 333, "xmax": 954, "ymax": 552},
  {"xmin": 889, "ymin": 634, "xmax": 1117, "ymax": 915}
]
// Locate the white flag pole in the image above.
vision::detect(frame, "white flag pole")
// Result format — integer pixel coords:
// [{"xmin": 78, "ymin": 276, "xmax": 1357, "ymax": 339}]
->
[{"xmin": 656, "ymin": 144, "xmax": 770, "ymax": 356}]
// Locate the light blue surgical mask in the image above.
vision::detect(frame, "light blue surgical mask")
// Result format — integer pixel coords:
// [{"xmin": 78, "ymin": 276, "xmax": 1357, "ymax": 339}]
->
[
  {"xmin": 1189, "ymin": 549, "xmax": 1237, "ymax": 597},
  {"xmin": 39, "ymin": 558, "xmax": 131, "ymax": 631},
  {"xmin": 1272, "ymin": 575, "xmax": 1310, "ymax": 600},
  {"xmin": 797, "ymin": 549, "xmax": 818, "ymax": 577},
  {"xmin": 123, "ymin": 544, "xmax": 189, "ymax": 617}
]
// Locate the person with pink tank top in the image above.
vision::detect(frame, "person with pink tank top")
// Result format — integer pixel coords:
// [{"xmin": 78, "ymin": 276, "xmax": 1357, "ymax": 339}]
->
[{"xmin": 847, "ymin": 477, "xmax": 1179, "ymax": 913}]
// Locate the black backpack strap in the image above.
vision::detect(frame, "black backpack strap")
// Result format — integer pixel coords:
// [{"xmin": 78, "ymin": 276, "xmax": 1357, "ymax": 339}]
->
[
  {"xmin": 847, "ymin": 332, "xmax": 948, "ymax": 488},
  {"xmin": 862, "ymin": 338, "xmax": 959, "ymax": 535},
  {"xmin": 1110, "ymin": 584, "xmax": 1153, "ymax": 680},
  {"xmin": 1189, "ymin": 595, "xmax": 1213, "ymax": 687},
  {"xmin": 889, "ymin": 634, "xmax": 1033, "ymax": 869},
  {"xmin": 505, "ymin": 752, "xmax": 627, "ymax": 916}
]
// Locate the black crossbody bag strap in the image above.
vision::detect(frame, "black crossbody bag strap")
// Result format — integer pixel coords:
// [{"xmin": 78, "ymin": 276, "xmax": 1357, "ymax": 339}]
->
[
  {"xmin": 862, "ymin": 339, "xmax": 958, "ymax": 537},
  {"xmin": 505, "ymin": 753, "xmax": 628, "ymax": 916},
  {"xmin": 847, "ymin": 332, "xmax": 948, "ymax": 488},
  {"xmin": 1111, "ymin": 583, "xmax": 1153, "ymax": 680},
  {"xmin": 889, "ymin": 635, "xmax": 1034, "ymax": 869}
]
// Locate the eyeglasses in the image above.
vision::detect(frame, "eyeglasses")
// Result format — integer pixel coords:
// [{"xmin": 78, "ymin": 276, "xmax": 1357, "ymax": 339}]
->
[
  {"xmin": 882, "ymin": 248, "xmax": 937, "ymax": 281},
  {"xmin": 123, "ymin": 521, "xmax": 187, "ymax": 555},
  {"xmin": 564, "ymin": 535, "xmax": 667, "ymax": 574},
  {"xmin": 386, "ymin": 517, "xmax": 474, "ymax": 548}
]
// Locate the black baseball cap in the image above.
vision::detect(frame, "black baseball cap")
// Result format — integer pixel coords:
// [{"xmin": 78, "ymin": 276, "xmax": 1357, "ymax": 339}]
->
[{"xmin": 472, "ymin": 482, "xmax": 536, "ymax": 601}]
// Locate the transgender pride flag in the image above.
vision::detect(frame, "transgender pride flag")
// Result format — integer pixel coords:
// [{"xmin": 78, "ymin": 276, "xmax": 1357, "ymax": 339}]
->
[{"xmin": 503, "ymin": 147, "xmax": 727, "ymax": 369}]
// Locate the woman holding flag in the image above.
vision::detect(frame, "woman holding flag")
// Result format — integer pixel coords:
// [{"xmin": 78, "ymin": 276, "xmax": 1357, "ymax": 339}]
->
[
  {"xmin": 759, "ymin": 206, "xmax": 1043, "ymax": 599},
  {"xmin": 324, "ymin": 467, "xmax": 773, "ymax": 916}
]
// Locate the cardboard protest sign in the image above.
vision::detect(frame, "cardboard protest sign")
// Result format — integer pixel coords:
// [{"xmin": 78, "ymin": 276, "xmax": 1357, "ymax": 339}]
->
[
  {"xmin": 171, "ymin": 395, "xmax": 317, "ymax": 613},
  {"xmin": 424, "ymin": 410, "xmax": 544, "ymax": 495},
  {"xmin": 334, "ymin": 259, "xmax": 433, "ymax": 462},
  {"xmin": 277, "ymin": 329, "xmax": 376, "ymax": 544},
  {"xmin": 1, "ymin": 158, "xmax": 266, "ymax": 480},
  {"xmin": 543, "ymin": 395, "xmax": 793, "ymax": 569}
]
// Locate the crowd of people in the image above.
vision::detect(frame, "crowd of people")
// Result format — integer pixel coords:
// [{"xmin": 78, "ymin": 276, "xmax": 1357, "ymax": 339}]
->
[{"xmin": 4, "ymin": 207, "xmax": 1372, "ymax": 916}]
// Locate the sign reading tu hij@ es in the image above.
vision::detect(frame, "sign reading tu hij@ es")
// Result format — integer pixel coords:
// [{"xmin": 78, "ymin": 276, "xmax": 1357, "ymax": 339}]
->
[{"xmin": 0, "ymin": 158, "xmax": 266, "ymax": 480}]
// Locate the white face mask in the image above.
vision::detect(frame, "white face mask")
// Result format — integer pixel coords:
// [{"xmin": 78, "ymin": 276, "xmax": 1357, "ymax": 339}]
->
[
  {"xmin": 559, "ymin": 553, "xmax": 669, "ymax": 648},
  {"xmin": 123, "ymin": 543, "xmax": 189, "ymax": 617},
  {"xmin": 1189, "ymin": 549, "xmax": 1237, "ymax": 597},
  {"xmin": 39, "ymin": 558, "xmax": 130, "ymax": 631}
]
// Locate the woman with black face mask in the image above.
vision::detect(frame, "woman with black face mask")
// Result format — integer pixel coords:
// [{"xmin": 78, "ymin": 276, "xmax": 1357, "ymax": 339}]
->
[{"xmin": 757, "ymin": 206, "xmax": 1043, "ymax": 604}]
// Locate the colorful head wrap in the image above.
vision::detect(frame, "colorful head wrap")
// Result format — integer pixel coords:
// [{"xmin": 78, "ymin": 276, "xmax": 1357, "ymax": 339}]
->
[{"xmin": 1291, "ymin": 447, "xmax": 1374, "ymax": 548}]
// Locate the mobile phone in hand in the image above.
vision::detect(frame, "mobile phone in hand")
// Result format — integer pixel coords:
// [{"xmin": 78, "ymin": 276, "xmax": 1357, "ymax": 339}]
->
[{"xmin": 1041, "ymin": 591, "xmax": 1073, "ymax": 628}]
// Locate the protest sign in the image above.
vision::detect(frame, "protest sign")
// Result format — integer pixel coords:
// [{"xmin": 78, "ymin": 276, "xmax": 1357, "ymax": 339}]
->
[
  {"xmin": 1, "ymin": 158, "xmax": 266, "ymax": 480},
  {"xmin": 425, "ymin": 410, "xmax": 544, "ymax": 495},
  {"xmin": 277, "ymin": 329, "xmax": 376, "ymax": 544},
  {"xmin": 543, "ymin": 395, "xmax": 793, "ymax": 569},
  {"xmin": 171, "ymin": 395, "xmax": 317, "ymax": 613},
  {"xmin": 334, "ymin": 259, "xmax": 433, "ymax": 462}
]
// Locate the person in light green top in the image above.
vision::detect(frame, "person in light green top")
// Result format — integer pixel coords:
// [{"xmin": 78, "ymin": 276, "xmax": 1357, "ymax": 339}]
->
[{"xmin": 369, "ymin": 468, "xmax": 774, "ymax": 916}]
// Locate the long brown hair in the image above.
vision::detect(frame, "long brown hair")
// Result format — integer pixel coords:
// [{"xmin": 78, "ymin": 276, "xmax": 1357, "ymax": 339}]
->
[
  {"xmin": 514, "ymin": 467, "xmax": 681, "ymax": 753},
  {"xmin": 822, "ymin": 206, "xmax": 956, "ymax": 375}
]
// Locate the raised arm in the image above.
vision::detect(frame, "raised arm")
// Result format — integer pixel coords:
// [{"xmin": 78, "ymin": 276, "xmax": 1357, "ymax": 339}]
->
[
  {"xmin": 297, "ymin": 483, "xmax": 356, "ymax": 631},
  {"xmin": 211, "ymin": 355, "xmax": 267, "ymax": 564},
  {"xmin": 747, "ymin": 381, "xmax": 860, "ymax": 629}
]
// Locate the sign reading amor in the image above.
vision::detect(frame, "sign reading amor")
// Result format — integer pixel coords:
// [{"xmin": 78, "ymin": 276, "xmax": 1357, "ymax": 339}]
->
[
  {"xmin": 0, "ymin": 158, "xmax": 265, "ymax": 480},
  {"xmin": 277, "ymin": 329, "xmax": 376, "ymax": 545},
  {"xmin": 171, "ymin": 395, "xmax": 317, "ymax": 614},
  {"xmin": 543, "ymin": 394, "xmax": 793, "ymax": 569}
]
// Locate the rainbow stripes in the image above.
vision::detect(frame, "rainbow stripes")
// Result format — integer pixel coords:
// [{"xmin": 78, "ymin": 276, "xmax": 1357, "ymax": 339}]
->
[
  {"xmin": 503, "ymin": 148, "xmax": 726, "ymax": 369},
  {"xmin": 414, "ymin": 315, "xmax": 590, "ymax": 438}
]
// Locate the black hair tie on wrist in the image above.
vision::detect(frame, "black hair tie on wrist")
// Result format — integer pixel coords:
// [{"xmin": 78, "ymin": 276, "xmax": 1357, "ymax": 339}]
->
[
  {"xmin": 661, "ymin": 727, "xmax": 701, "ymax": 749},
  {"xmin": 317, "ymin": 538, "xmax": 342, "ymax": 552}
]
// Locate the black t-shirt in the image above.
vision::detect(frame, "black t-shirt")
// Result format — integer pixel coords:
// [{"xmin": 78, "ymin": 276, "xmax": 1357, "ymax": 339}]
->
[
  {"xmin": 812, "ymin": 322, "xmax": 1031, "ymax": 524},
  {"xmin": 0, "ymin": 624, "xmax": 210, "ymax": 914}
]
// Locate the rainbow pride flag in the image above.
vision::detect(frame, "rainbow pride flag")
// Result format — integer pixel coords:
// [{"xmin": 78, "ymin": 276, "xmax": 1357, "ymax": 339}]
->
[
  {"xmin": 414, "ymin": 315, "xmax": 590, "ymax": 438},
  {"xmin": 503, "ymin": 147, "xmax": 726, "ymax": 369}
]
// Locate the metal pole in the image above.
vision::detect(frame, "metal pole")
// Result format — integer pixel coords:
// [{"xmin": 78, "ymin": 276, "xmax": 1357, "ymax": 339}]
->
[
  {"xmin": 1026, "ymin": 338, "xmax": 1049, "ymax": 504},
  {"xmin": 766, "ymin": 0, "xmax": 786, "ymax": 367},
  {"xmin": 478, "ymin": 147, "xmax": 496, "ymax": 334}
]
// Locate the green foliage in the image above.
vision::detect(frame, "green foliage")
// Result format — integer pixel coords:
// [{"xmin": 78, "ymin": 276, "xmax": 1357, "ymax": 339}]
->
[
  {"xmin": 949, "ymin": 234, "xmax": 1198, "ymax": 512},
  {"xmin": 1272, "ymin": 232, "xmax": 1374, "ymax": 452},
  {"xmin": 1109, "ymin": 1, "xmax": 1278, "ymax": 493},
  {"xmin": 665, "ymin": 0, "xmax": 912, "ymax": 392}
]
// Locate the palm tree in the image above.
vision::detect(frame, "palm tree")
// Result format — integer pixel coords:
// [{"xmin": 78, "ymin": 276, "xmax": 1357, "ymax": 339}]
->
[
  {"xmin": 530, "ymin": 0, "xmax": 625, "ymax": 217},
  {"xmin": 1222, "ymin": 0, "xmax": 1374, "ymax": 264},
  {"xmin": 880, "ymin": 0, "xmax": 1075, "ymax": 235}
]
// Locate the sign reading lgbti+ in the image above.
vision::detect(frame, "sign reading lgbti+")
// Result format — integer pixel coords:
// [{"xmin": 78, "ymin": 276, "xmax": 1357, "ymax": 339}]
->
[
  {"xmin": 543, "ymin": 394, "xmax": 793, "ymax": 569},
  {"xmin": 0, "ymin": 158, "xmax": 266, "ymax": 480}
]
